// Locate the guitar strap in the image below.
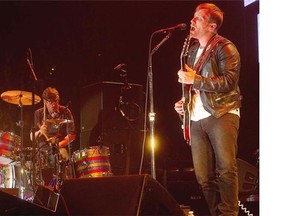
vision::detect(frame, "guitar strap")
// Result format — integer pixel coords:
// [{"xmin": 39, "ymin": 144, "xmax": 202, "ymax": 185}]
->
[
  {"xmin": 186, "ymin": 34, "xmax": 224, "ymax": 122},
  {"xmin": 193, "ymin": 34, "xmax": 223, "ymax": 74}
]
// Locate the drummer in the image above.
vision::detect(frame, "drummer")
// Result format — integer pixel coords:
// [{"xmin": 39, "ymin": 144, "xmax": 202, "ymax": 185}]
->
[{"xmin": 30, "ymin": 87, "xmax": 76, "ymax": 179}]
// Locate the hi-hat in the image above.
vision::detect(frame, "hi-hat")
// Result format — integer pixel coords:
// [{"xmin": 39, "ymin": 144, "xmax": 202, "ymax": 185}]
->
[
  {"xmin": 1, "ymin": 90, "xmax": 41, "ymax": 106},
  {"xmin": 44, "ymin": 119, "xmax": 73, "ymax": 125}
]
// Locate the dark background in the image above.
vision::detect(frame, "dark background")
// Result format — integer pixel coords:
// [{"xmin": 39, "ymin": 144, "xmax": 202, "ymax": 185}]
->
[{"xmin": 0, "ymin": 1, "xmax": 259, "ymax": 175}]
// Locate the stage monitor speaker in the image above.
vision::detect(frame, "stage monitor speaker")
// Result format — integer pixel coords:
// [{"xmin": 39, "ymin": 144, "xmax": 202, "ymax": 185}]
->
[
  {"xmin": 237, "ymin": 158, "xmax": 259, "ymax": 194},
  {"xmin": 59, "ymin": 174, "xmax": 184, "ymax": 216},
  {"xmin": 33, "ymin": 185, "xmax": 60, "ymax": 213},
  {"xmin": 0, "ymin": 189, "xmax": 54, "ymax": 215}
]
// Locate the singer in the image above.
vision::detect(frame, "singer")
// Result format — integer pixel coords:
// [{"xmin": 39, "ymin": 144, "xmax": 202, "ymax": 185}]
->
[
  {"xmin": 30, "ymin": 87, "xmax": 76, "ymax": 186},
  {"xmin": 174, "ymin": 3, "xmax": 241, "ymax": 215}
]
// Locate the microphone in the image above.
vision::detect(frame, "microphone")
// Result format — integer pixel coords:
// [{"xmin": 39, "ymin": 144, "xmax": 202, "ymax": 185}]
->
[
  {"xmin": 114, "ymin": 63, "xmax": 127, "ymax": 78},
  {"xmin": 26, "ymin": 48, "xmax": 33, "ymax": 65},
  {"xmin": 26, "ymin": 48, "xmax": 38, "ymax": 81},
  {"xmin": 154, "ymin": 23, "xmax": 187, "ymax": 34},
  {"xmin": 114, "ymin": 63, "xmax": 126, "ymax": 72}
]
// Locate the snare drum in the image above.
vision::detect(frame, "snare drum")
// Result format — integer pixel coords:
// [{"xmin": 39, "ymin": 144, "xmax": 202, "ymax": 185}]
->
[
  {"xmin": 72, "ymin": 146, "xmax": 112, "ymax": 178},
  {"xmin": 0, "ymin": 131, "xmax": 21, "ymax": 164}
]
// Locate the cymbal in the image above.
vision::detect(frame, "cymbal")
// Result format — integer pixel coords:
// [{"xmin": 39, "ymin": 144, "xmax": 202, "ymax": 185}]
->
[
  {"xmin": 44, "ymin": 119, "xmax": 73, "ymax": 125},
  {"xmin": 1, "ymin": 90, "xmax": 41, "ymax": 105}
]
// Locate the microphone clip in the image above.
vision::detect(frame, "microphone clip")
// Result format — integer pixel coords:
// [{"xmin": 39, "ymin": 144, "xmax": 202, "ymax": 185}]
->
[{"xmin": 114, "ymin": 63, "xmax": 127, "ymax": 77}]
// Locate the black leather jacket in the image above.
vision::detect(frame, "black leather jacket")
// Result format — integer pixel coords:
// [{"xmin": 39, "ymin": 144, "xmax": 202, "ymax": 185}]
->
[{"xmin": 187, "ymin": 35, "xmax": 242, "ymax": 118}]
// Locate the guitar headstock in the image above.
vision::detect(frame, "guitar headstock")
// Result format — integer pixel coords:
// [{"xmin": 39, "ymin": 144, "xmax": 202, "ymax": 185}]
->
[{"xmin": 180, "ymin": 34, "xmax": 191, "ymax": 70}]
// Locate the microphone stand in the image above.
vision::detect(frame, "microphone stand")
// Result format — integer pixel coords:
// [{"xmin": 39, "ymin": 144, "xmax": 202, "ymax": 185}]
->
[
  {"xmin": 147, "ymin": 32, "xmax": 172, "ymax": 179},
  {"xmin": 26, "ymin": 49, "xmax": 38, "ymax": 197}
]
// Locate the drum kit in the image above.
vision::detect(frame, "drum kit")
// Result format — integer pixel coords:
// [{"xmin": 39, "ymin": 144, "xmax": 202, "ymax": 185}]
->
[{"xmin": 0, "ymin": 90, "xmax": 112, "ymax": 201}]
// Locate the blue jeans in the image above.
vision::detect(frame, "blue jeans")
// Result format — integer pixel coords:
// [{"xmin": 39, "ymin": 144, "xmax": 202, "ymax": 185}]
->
[{"xmin": 190, "ymin": 114, "xmax": 239, "ymax": 216}]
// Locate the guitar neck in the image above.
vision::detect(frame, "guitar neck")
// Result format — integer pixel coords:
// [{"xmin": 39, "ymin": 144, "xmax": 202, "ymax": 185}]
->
[{"xmin": 180, "ymin": 35, "xmax": 192, "ymax": 142}]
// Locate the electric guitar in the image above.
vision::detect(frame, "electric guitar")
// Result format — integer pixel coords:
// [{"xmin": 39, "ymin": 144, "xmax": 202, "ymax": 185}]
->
[{"xmin": 180, "ymin": 35, "xmax": 192, "ymax": 143}]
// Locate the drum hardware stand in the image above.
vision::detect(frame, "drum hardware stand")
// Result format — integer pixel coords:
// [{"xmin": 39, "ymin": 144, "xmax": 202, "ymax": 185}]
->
[
  {"xmin": 28, "ymin": 145, "xmax": 44, "ymax": 187},
  {"xmin": 16, "ymin": 95, "xmax": 27, "ymax": 199},
  {"xmin": 64, "ymin": 105, "xmax": 75, "ymax": 180},
  {"xmin": 16, "ymin": 95, "xmax": 39, "ymax": 201},
  {"xmin": 51, "ymin": 146, "xmax": 72, "ymax": 194},
  {"xmin": 51, "ymin": 114, "xmax": 75, "ymax": 192},
  {"xmin": 35, "ymin": 141, "xmax": 48, "ymax": 186},
  {"xmin": 51, "ymin": 142, "xmax": 64, "ymax": 192}
]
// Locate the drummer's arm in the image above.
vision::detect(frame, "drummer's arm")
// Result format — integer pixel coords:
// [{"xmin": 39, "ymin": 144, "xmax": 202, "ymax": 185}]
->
[
  {"xmin": 30, "ymin": 128, "xmax": 40, "ymax": 141},
  {"xmin": 58, "ymin": 133, "xmax": 76, "ymax": 148},
  {"xmin": 30, "ymin": 123, "xmax": 48, "ymax": 141},
  {"xmin": 30, "ymin": 129, "xmax": 42, "ymax": 141}
]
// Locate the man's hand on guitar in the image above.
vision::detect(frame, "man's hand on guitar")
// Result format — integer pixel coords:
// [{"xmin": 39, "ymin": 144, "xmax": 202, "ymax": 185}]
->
[
  {"xmin": 178, "ymin": 64, "xmax": 196, "ymax": 84},
  {"xmin": 174, "ymin": 98, "xmax": 184, "ymax": 115}
]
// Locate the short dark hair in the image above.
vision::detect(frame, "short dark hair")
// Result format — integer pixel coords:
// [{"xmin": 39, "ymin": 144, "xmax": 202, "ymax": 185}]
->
[{"xmin": 42, "ymin": 87, "xmax": 60, "ymax": 102}]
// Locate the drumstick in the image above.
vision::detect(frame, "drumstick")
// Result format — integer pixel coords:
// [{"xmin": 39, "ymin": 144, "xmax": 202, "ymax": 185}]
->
[
  {"xmin": 41, "ymin": 101, "xmax": 50, "ymax": 141},
  {"xmin": 37, "ymin": 122, "xmax": 49, "ymax": 141},
  {"xmin": 43, "ymin": 101, "xmax": 46, "ymax": 122}
]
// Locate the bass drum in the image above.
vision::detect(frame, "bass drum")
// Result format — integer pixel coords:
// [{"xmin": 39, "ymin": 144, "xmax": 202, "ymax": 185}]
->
[{"xmin": 72, "ymin": 146, "xmax": 112, "ymax": 178}]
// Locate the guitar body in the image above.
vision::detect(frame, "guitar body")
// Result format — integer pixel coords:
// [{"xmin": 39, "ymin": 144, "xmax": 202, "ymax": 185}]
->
[{"xmin": 180, "ymin": 35, "xmax": 192, "ymax": 143}]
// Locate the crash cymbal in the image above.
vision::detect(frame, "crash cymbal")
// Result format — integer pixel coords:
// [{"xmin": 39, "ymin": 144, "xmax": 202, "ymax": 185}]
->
[
  {"xmin": 1, "ymin": 90, "xmax": 41, "ymax": 105},
  {"xmin": 44, "ymin": 119, "xmax": 73, "ymax": 125}
]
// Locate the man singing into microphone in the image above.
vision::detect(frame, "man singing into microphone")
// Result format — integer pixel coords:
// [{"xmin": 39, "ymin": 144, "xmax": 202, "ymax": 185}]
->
[
  {"xmin": 31, "ymin": 87, "xmax": 76, "ymax": 186},
  {"xmin": 175, "ymin": 3, "xmax": 241, "ymax": 215}
]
